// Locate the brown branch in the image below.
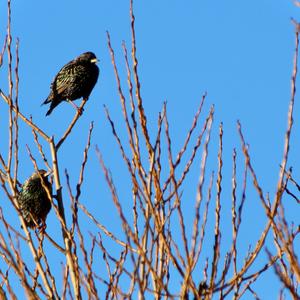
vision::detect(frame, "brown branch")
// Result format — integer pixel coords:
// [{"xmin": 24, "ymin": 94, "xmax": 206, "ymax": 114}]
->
[
  {"xmin": 129, "ymin": 0, "xmax": 153, "ymax": 156},
  {"xmin": 208, "ymin": 123, "xmax": 223, "ymax": 298},
  {"xmin": 0, "ymin": 35, "xmax": 7, "ymax": 67},
  {"xmin": 56, "ymin": 97, "xmax": 88, "ymax": 150},
  {"xmin": 0, "ymin": 89, "xmax": 50, "ymax": 142},
  {"xmin": 75, "ymin": 122, "xmax": 94, "ymax": 202},
  {"xmin": 12, "ymin": 38, "xmax": 20, "ymax": 189},
  {"xmin": 49, "ymin": 138, "xmax": 81, "ymax": 299}
]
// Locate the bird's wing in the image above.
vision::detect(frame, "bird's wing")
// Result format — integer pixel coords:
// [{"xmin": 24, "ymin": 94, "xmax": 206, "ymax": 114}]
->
[{"xmin": 51, "ymin": 61, "xmax": 79, "ymax": 96}]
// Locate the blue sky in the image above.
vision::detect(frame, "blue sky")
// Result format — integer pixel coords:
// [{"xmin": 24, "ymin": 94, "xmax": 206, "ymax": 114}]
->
[{"xmin": 0, "ymin": 0, "xmax": 299, "ymax": 298}]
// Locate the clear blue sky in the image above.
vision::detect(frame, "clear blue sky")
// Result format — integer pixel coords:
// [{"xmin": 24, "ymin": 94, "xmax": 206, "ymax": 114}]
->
[{"xmin": 0, "ymin": 0, "xmax": 299, "ymax": 298}]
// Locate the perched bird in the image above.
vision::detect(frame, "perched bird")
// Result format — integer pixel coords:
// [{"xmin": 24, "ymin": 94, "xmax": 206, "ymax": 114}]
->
[
  {"xmin": 17, "ymin": 170, "xmax": 52, "ymax": 230},
  {"xmin": 42, "ymin": 52, "xmax": 99, "ymax": 116}
]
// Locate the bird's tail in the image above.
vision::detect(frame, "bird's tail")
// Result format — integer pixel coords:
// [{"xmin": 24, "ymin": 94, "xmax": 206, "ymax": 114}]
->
[
  {"xmin": 42, "ymin": 97, "xmax": 51, "ymax": 106},
  {"xmin": 45, "ymin": 108, "xmax": 53, "ymax": 116},
  {"xmin": 45, "ymin": 101, "xmax": 59, "ymax": 116}
]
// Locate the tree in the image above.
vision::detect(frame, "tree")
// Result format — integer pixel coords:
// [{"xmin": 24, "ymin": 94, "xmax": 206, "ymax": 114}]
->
[{"xmin": 0, "ymin": 0, "xmax": 299, "ymax": 298}]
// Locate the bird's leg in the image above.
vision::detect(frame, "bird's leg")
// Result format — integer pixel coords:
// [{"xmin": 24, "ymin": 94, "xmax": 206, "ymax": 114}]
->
[{"xmin": 67, "ymin": 99, "xmax": 84, "ymax": 115}]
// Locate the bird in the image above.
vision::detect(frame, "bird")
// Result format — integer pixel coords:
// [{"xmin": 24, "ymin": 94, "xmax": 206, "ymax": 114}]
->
[
  {"xmin": 17, "ymin": 170, "xmax": 52, "ymax": 230},
  {"xmin": 42, "ymin": 52, "xmax": 99, "ymax": 116}
]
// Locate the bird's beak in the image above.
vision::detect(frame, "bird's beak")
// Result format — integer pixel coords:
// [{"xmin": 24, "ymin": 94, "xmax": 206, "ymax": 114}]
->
[
  {"xmin": 44, "ymin": 170, "xmax": 53, "ymax": 177},
  {"xmin": 90, "ymin": 58, "xmax": 99, "ymax": 64}
]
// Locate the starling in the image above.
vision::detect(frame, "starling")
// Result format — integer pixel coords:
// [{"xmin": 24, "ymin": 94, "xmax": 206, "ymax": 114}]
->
[
  {"xmin": 17, "ymin": 170, "xmax": 52, "ymax": 230},
  {"xmin": 42, "ymin": 52, "xmax": 99, "ymax": 116}
]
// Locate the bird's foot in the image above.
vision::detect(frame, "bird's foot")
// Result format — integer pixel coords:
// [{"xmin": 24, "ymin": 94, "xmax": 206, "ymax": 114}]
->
[
  {"xmin": 76, "ymin": 106, "xmax": 84, "ymax": 115},
  {"xmin": 67, "ymin": 100, "xmax": 84, "ymax": 115}
]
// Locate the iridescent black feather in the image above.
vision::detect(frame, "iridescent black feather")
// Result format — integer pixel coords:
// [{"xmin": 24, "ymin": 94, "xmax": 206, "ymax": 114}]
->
[
  {"xmin": 43, "ymin": 52, "xmax": 99, "ymax": 116},
  {"xmin": 17, "ymin": 170, "xmax": 52, "ymax": 229}
]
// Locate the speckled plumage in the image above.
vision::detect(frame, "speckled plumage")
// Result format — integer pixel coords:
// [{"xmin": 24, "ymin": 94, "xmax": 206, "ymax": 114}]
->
[
  {"xmin": 42, "ymin": 52, "xmax": 99, "ymax": 116},
  {"xmin": 17, "ymin": 170, "xmax": 52, "ymax": 229}
]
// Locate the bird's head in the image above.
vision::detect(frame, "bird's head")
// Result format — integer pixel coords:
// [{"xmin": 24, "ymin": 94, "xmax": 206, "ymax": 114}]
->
[
  {"xmin": 32, "ymin": 169, "xmax": 52, "ymax": 180},
  {"xmin": 77, "ymin": 52, "xmax": 99, "ymax": 64}
]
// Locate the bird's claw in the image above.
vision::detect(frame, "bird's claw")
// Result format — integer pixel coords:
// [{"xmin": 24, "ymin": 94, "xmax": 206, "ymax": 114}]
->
[{"xmin": 77, "ymin": 107, "xmax": 84, "ymax": 115}]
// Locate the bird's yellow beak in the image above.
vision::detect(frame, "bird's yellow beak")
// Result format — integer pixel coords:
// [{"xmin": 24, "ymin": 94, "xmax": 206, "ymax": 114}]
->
[
  {"xmin": 90, "ymin": 58, "xmax": 99, "ymax": 64},
  {"xmin": 44, "ymin": 170, "xmax": 53, "ymax": 177}
]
